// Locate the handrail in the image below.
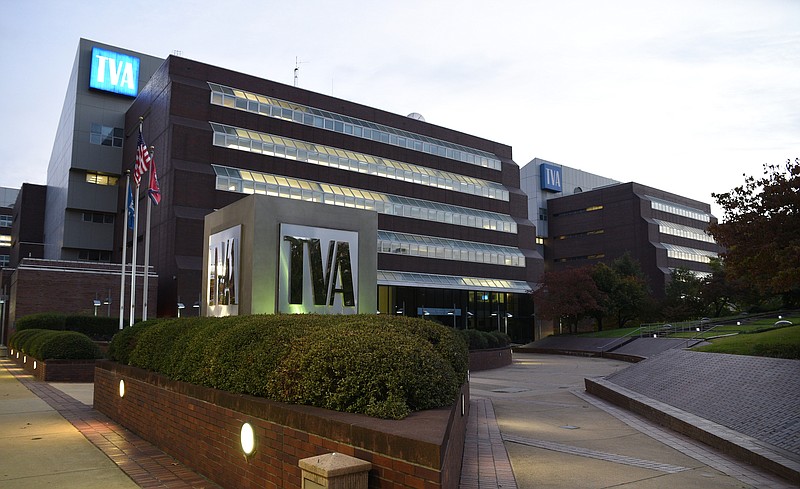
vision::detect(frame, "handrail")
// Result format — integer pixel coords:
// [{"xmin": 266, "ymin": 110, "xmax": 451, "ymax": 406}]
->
[{"xmin": 597, "ymin": 327, "xmax": 645, "ymax": 351}]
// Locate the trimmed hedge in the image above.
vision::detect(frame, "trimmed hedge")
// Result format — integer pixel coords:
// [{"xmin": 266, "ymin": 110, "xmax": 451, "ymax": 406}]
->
[
  {"xmin": 8, "ymin": 329, "xmax": 103, "ymax": 360},
  {"xmin": 15, "ymin": 312, "xmax": 121, "ymax": 340},
  {"xmin": 109, "ymin": 314, "xmax": 468, "ymax": 419},
  {"xmin": 458, "ymin": 328, "xmax": 511, "ymax": 350}
]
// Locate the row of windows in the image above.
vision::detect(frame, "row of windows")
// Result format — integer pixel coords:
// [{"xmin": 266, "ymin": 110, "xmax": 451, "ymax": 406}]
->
[
  {"xmin": 213, "ymin": 165, "xmax": 517, "ymax": 234},
  {"xmin": 211, "ymin": 123, "xmax": 509, "ymax": 201},
  {"xmin": 377, "ymin": 270, "xmax": 531, "ymax": 294},
  {"xmin": 208, "ymin": 82, "xmax": 502, "ymax": 171},
  {"xmin": 78, "ymin": 249, "xmax": 112, "ymax": 262},
  {"xmin": 86, "ymin": 172, "xmax": 118, "ymax": 186},
  {"xmin": 555, "ymin": 229, "xmax": 605, "ymax": 240},
  {"xmin": 0, "ymin": 215, "xmax": 11, "ymax": 227},
  {"xmin": 663, "ymin": 243, "xmax": 717, "ymax": 264},
  {"xmin": 552, "ymin": 205, "xmax": 604, "ymax": 218},
  {"xmin": 654, "ymin": 219, "xmax": 715, "ymax": 244},
  {"xmin": 82, "ymin": 212, "xmax": 115, "ymax": 224},
  {"xmin": 554, "ymin": 253, "xmax": 606, "ymax": 262},
  {"xmin": 90, "ymin": 123, "xmax": 123, "ymax": 147},
  {"xmin": 648, "ymin": 196, "xmax": 710, "ymax": 222},
  {"xmin": 377, "ymin": 230, "xmax": 525, "ymax": 267}
]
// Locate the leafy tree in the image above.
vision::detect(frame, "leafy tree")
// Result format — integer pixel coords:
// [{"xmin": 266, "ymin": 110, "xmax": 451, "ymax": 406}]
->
[
  {"xmin": 710, "ymin": 158, "xmax": 800, "ymax": 305},
  {"xmin": 532, "ymin": 267, "xmax": 606, "ymax": 334},
  {"xmin": 662, "ymin": 268, "xmax": 705, "ymax": 320},
  {"xmin": 592, "ymin": 254, "xmax": 650, "ymax": 328}
]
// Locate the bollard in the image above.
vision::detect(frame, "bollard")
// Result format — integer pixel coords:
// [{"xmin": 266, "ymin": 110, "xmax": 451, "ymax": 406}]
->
[{"xmin": 299, "ymin": 452, "xmax": 372, "ymax": 489}]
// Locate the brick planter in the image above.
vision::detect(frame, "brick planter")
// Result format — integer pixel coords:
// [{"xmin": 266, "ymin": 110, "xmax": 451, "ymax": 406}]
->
[
  {"xmin": 9, "ymin": 350, "xmax": 96, "ymax": 382},
  {"xmin": 94, "ymin": 361, "xmax": 469, "ymax": 488},
  {"xmin": 469, "ymin": 346, "xmax": 512, "ymax": 371}
]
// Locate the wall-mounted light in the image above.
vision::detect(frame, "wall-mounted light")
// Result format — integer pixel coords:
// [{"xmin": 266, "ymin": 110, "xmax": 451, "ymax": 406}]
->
[
  {"xmin": 241, "ymin": 422, "xmax": 256, "ymax": 456},
  {"xmin": 33, "ymin": 361, "xmax": 37, "ymax": 370},
  {"xmin": 119, "ymin": 379, "xmax": 126, "ymax": 398}
]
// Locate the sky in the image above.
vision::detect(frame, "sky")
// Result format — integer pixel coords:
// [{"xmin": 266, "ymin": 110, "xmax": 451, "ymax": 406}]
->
[{"xmin": 1, "ymin": 0, "xmax": 798, "ymax": 220}]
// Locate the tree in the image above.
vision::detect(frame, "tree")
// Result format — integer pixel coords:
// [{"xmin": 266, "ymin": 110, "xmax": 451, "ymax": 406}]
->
[
  {"xmin": 662, "ymin": 268, "xmax": 705, "ymax": 320},
  {"xmin": 586, "ymin": 254, "xmax": 652, "ymax": 329},
  {"xmin": 532, "ymin": 267, "xmax": 606, "ymax": 334},
  {"xmin": 710, "ymin": 158, "xmax": 800, "ymax": 305}
]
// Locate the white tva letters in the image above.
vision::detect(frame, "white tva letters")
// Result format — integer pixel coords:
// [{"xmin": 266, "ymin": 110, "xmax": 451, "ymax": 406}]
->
[{"xmin": 94, "ymin": 54, "xmax": 136, "ymax": 90}]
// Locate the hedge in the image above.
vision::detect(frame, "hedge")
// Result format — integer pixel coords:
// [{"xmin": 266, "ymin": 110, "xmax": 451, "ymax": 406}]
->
[
  {"xmin": 457, "ymin": 328, "xmax": 511, "ymax": 350},
  {"xmin": 8, "ymin": 329, "xmax": 103, "ymax": 360},
  {"xmin": 109, "ymin": 314, "xmax": 468, "ymax": 419},
  {"xmin": 15, "ymin": 312, "xmax": 120, "ymax": 340}
]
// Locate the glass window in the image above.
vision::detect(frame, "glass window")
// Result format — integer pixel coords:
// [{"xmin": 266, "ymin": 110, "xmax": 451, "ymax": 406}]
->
[{"xmin": 90, "ymin": 123, "xmax": 123, "ymax": 147}]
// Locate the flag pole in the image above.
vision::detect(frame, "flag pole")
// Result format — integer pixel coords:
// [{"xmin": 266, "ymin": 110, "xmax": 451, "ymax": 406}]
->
[
  {"xmin": 129, "ymin": 181, "xmax": 140, "ymax": 327},
  {"xmin": 119, "ymin": 171, "xmax": 131, "ymax": 330},
  {"xmin": 142, "ymin": 146, "xmax": 154, "ymax": 321}
]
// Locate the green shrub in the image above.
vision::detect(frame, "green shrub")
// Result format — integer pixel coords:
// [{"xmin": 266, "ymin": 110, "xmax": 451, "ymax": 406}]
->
[
  {"xmin": 459, "ymin": 329, "xmax": 488, "ymax": 350},
  {"xmin": 16, "ymin": 329, "xmax": 58, "ymax": 355},
  {"xmin": 15, "ymin": 313, "xmax": 66, "ymax": 331},
  {"xmin": 27, "ymin": 330, "xmax": 62, "ymax": 359},
  {"xmin": 9, "ymin": 329, "xmax": 46, "ymax": 351},
  {"xmin": 64, "ymin": 315, "xmax": 120, "ymax": 340},
  {"xmin": 119, "ymin": 314, "xmax": 468, "ymax": 419},
  {"xmin": 268, "ymin": 322, "xmax": 460, "ymax": 419},
  {"xmin": 107, "ymin": 320, "xmax": 158, "ymax": 364},
  {"xmin": 37, "ymin": 331, "xmax": 102, "ymax": 360},
  {"xmin": 489, "ymin": 330, "xmax": 511, "ymax": 348}
]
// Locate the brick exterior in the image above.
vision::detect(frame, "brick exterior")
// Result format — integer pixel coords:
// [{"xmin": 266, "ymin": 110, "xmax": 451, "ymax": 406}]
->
[
  {"xmin": 10, "ymin": 352, "xmax": 95, "ymax": 382},
  {"xmin": 6, "ymin": 259, "xmax": 157, "ymax": 336},
  {"xmin": 94, "ymin": 361, "xmax": 469, "ymax": 488},
  {"xmin": 468, "ymin": 347, "xmax": 513, "ymax": 371}
]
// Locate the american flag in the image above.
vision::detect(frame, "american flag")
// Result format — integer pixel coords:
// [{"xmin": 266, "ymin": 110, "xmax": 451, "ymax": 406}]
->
[
  {"xmin": 148, "ymin": 158, "xmax": 161, "ymax": 205},
  {"xmin": 133, "ymin": 130, "xmax": 151, "ymax": 186}
]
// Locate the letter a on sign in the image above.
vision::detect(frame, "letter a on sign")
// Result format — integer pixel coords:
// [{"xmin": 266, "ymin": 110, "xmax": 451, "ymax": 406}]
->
[{"xmin": 89, "ymin": 47, "xmax": 140, "ymax": 97}]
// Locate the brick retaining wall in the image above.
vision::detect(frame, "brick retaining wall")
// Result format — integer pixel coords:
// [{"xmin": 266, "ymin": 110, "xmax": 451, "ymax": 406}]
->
[
  {"xmin": 8, "ymin": 350, "xmax": 95, "ymax": 382},
  {"xmin": 94, "ymin": 361, "xmax": 469, "ymax": 488},
  {"xmin": 469, "ymin": 347, "xmax": 512, "ymax": 371}
]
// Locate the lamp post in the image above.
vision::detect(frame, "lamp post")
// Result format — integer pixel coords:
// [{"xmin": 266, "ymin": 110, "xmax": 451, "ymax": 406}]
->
[
  {"xmin": 466, "ymin": 311, "xmax": 473, "ymax": 330},
  {"xmin": 177, "ymin": 296, "xmax": 185, "ymax": 317},
  {"xmin": 93, "ymin": 296, "xmax": 102, "ymax": 316},
  {"xmin": 103, "ymin": 288, "xmax": 112, "ymax": 317},
  {"xmin": 0, "ymin": 294, "xmax": 7, "ymax": 347}
]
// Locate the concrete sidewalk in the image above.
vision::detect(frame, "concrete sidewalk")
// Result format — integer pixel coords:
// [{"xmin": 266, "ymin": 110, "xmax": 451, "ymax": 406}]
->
[
  {"xmin": 468, "ymin": 353, "xmax": 797, "ymax": 488},
  {"xmin": 0, "ymin": 359, "xmax": 217, "ymax": 488}
]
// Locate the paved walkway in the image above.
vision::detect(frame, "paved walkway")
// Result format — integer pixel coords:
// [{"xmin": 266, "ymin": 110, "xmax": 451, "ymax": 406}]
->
[{"xmin": 3, "ymin": 354, "xmax": 798, "ymax": 488}]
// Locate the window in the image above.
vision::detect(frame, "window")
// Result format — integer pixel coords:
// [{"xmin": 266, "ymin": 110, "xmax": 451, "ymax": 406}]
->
[
  {"xmin": 0, "ymin": 234, "xmax": 10, "ymax": 246},
  {"xmin": 90, "ymin": 124, "xmax": 123, "ymax": 147},
  {"xmin": 0, "ymin": 215, "xmax": 11, "ymax": 227},
  {"xmin": 78, "ymin": 249, "xmax": 112, "ymax": 262},
  {"xmin": 538, "ymin": 207, "xmax": 547, "ymax": 221},
  {"xmin": 86, "ymin": 172, "xmax": 119, "ymax": 186},
  {"xmin": 82, "ymin": 212, "xmax": 115, "ymax": 224},
  {"xmin": 0, "ymin": 254, "xmax": 8, "ymax": 267}
]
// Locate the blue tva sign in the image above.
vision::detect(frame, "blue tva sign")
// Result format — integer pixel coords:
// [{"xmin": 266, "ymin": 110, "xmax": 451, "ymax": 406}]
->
[
  {"xmin": 540, "ymin": 162, "xmax": 563, "ymax": 192},
  {"xmin": 89, "ymin": 47, "xmax": 140, "ymax": 97}
]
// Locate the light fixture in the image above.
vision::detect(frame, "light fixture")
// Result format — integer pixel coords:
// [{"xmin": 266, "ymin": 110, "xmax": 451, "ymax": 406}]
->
[
  {"xmin": 241, "ymin": 422, "xmax": 256, "ymax": 456},
  {"xmin": 177, "ymin": 302, "xmax": 186, "ymax": 317},
  {"xmin": 33, "ymin": 361, "xmax": 37, "ymax": 370},
  {"xmin": 119, "ymin": 379, "xmax": 126, "ymax": 398}
]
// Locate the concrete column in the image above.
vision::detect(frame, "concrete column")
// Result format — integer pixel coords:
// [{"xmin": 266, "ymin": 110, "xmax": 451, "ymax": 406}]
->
[{"xmin": 299, "ymin": 452, "xmax": 372, "ymax": 489}]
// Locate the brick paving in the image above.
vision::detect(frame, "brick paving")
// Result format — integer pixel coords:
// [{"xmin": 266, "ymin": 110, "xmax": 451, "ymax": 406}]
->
[
  {"xmin": 3, "ymin": 361, "xmax": 219, "ymax": 488},
  {"xmin": 459, "ymin": 398, "xmax": 517, "ymax": 488},
  {"xmin": 604, "ymin": 349, "xmax": 800, "ymax": 456}
]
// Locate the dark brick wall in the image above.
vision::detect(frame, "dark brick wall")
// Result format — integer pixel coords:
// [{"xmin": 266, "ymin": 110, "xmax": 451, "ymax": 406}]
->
[
  {"xmin": 468, "ymin": 347, "xmax": 513, "ymax": 371},
  {"xmin": 94, "ymin": 361, "xmax": 469, "ymax": 488}
]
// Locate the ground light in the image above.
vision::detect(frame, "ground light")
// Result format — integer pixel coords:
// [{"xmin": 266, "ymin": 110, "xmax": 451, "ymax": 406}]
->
[
  {"xmin": 119, "ymin": 379, "xmax": 125, "ymax": 398},
  {"xmin": 241, "ymin": 422, "xmax": 256, "ymax": 456}
]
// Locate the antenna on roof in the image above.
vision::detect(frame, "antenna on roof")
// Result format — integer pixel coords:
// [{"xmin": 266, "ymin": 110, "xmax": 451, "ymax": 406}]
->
[
  {"xmin": 172, "ymin": 50, "xmax": 183, "ymax": 57},
  {"xmin": 294, "ymin": 57, "xmax": 309, "ymax": 87}
]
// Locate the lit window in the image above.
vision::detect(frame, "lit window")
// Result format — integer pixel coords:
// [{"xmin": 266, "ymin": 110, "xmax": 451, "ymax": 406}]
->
[
  {"xmin": 0, "ymin": 235, "xmax": 10, "ymax": 246},
  {"xmin": 86, "ymin": 172, "xmax": 119, "ymax": 186}
]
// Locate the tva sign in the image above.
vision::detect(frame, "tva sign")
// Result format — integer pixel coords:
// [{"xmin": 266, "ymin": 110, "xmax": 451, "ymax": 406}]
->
[
  {"xmin": 540, "ymin": 162, "xmax": 563, "ymax": 193},
  {"xmin": 279, "ymin": 224, "xmax": 358, "ymax": 314},
  {"xmin": 89, "ymin": 47, "xmax": 140, "ymax": 97}
]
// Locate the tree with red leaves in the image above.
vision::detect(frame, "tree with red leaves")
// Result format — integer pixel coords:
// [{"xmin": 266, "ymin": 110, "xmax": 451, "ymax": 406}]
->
[{"xmin": 709, "ymin": 158, "xmax": 800, "ymax": 305}]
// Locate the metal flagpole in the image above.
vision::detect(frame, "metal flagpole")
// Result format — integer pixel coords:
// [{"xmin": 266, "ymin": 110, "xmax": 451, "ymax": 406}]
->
[
  {"xmin": 142, "ymin": 147, "xmax": 154, "ymax": 321},
  {"xmin": 129, "ymin": 182, "xmax": 140, "ymax": 327},
  {"xmin": 119, "ymin": 171, "xmax": 131, "ymax": 329}
]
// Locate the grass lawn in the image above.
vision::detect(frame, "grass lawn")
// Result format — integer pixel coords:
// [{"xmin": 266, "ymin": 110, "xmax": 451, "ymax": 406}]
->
[{"xmin": 693, "ymin": 325, "xmax": 800, "ymax": 359}]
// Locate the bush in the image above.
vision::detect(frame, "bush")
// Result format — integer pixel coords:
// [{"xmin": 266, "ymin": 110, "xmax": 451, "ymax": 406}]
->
[
  {"xmin": 65, "ymin": 315, "xmax": 120, "ymax": 340},
  {"xmin": 107, "ymin": 320, "xmax": 158, "ymax": 365},
  {"xmin": 117, "ymin": 314, "xmax": 468, "ymax": 419},
  {"xmin": 37, "ymin": 331, "xmax": 102, "ymax": 360},
  {"xmin": 15, "ymin": 313, "xmax": 66, "ymax": 332},
  {"xmin": 8, "ymin": 329, "xmax": 102, "ymax": 360}
]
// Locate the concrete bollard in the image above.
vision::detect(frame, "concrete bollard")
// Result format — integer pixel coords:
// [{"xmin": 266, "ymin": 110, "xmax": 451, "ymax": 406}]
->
[{"xmin": 299, "ymin": 452, "xmax": 372, "ymax": 489}]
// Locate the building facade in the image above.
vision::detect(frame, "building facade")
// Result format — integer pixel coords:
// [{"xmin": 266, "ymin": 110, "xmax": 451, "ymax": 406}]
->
[
  {"xmin": 545, "ymin": 182, "xmax": 719, "ymax": 296},
  {"xmin": 122, "ymin": 55, "xmax": 543, "ymax": 337},
  {"xmin": 42, "ymin": 39, "xmax": 162, "ymax": 263}
]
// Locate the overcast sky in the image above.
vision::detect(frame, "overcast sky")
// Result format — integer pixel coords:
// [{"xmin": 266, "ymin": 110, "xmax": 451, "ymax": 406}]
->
[{"xmin": 1, "ymin": 0, "xmax": 798, "ymax": 220}]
